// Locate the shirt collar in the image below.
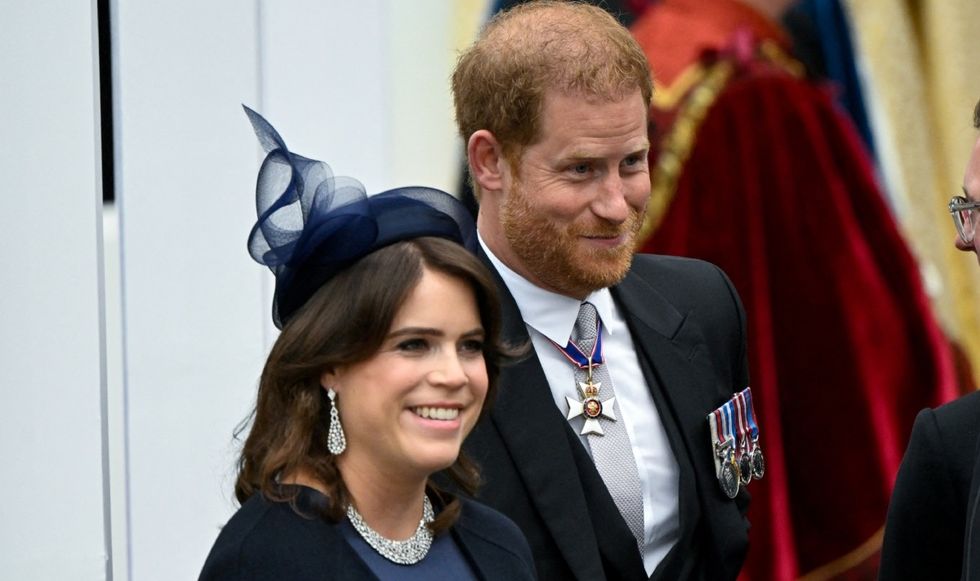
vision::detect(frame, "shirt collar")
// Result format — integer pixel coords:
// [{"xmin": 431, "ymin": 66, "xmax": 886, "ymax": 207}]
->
[{"xmin": 478, "ymin": 233, "xmax": 617, "ymax": 345}]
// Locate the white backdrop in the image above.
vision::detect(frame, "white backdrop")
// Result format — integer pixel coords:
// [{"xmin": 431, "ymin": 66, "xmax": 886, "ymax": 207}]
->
[
  {"xmin": 0, "ymin": 1, "xmax": 483, "ymax": 579},
  {"xmin": 0, "ymin": 1, "xmax": 110, "ymax": 580}
]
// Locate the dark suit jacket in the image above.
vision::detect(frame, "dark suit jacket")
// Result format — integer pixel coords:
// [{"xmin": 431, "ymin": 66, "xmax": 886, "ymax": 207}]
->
[
  {"xmin": 466, "ymin": 252, "xmax": 751, "ymax": 580},
  {"xmin": 880, "ymin": 390, "xmax": 980, "ymax": 580},
  {"xmin": 199, "ymin": 487, "xmax": 536, "ymax": 580}
]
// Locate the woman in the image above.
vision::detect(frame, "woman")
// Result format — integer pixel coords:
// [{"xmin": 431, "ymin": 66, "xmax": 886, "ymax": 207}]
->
[{"xmin": 199, "ymin": 108, "xmax": 535, "ymax": 580}]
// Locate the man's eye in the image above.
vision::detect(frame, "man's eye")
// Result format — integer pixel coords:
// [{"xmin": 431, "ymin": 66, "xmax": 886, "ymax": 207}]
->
[
  {"xmin": 570, "ymin": 163, "xmax": 591, "ymax": 175},
  {"xmin": 623, "ymin": 154, "xmax": 646, "ymax": 168}
]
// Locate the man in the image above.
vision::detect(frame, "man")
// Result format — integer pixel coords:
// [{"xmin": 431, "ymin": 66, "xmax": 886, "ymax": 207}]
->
[
  {"xmin": 452, "ymin": 2, "xmax": 751, "ymax": 579},
  {"xmin": 879, "ymin": 99, "xmax": 980, "ymax": 579}
]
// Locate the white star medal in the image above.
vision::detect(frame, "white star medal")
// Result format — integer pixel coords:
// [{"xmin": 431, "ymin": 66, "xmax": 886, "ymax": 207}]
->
[{"xmin": 566, "ymin": 367, "xmax": 616, "ymax": 436}]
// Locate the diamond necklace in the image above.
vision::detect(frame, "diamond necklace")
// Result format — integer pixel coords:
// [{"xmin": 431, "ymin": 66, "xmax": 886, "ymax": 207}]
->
[{"xmin": 346, "ymin": 495, "xmax": 435, "ymax": 565}]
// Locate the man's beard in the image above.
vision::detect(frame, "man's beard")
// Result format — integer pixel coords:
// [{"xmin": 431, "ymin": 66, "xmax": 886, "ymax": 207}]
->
[{"xmin": 500, "ymin": 181, "xmax": 643, "ymax": 297}]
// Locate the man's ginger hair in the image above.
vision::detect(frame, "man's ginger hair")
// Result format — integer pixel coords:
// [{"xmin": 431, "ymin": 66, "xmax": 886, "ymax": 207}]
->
[{"xmin": 452, "ymin": 1, "xmax": 653, "ymax": 194}]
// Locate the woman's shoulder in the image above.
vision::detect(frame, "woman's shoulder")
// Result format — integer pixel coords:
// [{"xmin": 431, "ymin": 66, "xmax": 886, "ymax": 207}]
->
[
  {"xmin": 454, "ymin": 497, "xmax": 536, "ymax": 579},
  {"xmin": 456, "ymin": 496, "xmax": 522, "ymax": 536},
  {"xmin": 199, "ymin": 487, "xmax": 370, "ymax": 581}
]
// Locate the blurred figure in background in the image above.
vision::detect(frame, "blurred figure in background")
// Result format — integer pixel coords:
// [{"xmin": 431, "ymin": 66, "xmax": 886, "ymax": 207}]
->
[{"xmin": 631, "ymin": 0, "xmax": 957, "ymax": 578}]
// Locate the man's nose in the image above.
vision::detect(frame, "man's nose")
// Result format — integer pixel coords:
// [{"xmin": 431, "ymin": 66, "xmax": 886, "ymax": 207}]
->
[{"xmin": 592, "ymin": 174, "xmax": 630, "ymax": 224}]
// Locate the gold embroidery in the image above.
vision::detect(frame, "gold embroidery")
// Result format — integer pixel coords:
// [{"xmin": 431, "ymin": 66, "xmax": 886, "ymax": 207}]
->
[
  {"xmin": 651, "ymin": 64, "xmax": 711, "ymax": 111},
  {"xmin": 640, "ymin": 43, "xmax": 805, "ymax": 242},
  {"xmin": 759, "ymin": 40, "xmax": 805, "ymax": 78},
  {"xmin": 797, "ymin": 527, "xmax": 883, "ymax": 581},
  {"xmin": 640, "ymin": 61, "xmax": 734, "ymax": 241}
]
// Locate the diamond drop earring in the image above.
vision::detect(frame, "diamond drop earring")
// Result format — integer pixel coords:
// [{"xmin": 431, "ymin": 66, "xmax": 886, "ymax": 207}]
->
[{"xmin": 326, "ymin": 388, "xmax": 347, "ymax": 455}]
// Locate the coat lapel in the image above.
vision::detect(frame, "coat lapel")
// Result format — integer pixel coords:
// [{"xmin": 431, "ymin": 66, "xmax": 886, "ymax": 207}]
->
[
  {"xmin": 612, "ymin": 268, "xmax": 720, "ymax": 453},
  {"xmin": 612, "ymin": 269, "xmax": 749, "ymax": 565}
]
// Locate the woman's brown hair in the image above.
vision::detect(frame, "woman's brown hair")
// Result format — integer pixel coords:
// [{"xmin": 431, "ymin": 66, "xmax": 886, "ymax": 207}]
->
[{"xmin": 234, "ymin": 236, "xmax": 514, "ymax": 533}]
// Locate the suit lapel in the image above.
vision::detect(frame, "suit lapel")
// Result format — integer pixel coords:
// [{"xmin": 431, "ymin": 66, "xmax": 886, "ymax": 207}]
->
[
  {"xmin": 612, "ymin": 269, "xmax": 719, "ymax": 459},
  {"xmin": 612, "ymin": 269, "xmax": 749, "ymax": 565}
]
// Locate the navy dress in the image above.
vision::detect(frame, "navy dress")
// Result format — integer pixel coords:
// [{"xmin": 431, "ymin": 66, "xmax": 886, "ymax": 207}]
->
[{"xmin": 199, "ymin": 486, "xmax": 537, "ymax": 581}]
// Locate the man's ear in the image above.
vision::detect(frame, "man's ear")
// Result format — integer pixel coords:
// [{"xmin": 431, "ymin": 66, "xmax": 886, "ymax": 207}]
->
[{"xmin": 467, "ymin": 130, "xmax": 507, "ymax": 194}]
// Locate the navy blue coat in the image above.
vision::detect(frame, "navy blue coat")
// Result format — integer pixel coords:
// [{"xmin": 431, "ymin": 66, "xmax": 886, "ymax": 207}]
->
[{"xmin": 199, "ymin": 487, "xmax": 536, "ymax": 580}]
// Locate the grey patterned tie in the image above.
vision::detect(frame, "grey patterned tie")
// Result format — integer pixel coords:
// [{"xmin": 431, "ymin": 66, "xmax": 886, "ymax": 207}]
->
[{"xmin": 568, "ymin": 302, "xmax": 645, "ymax": 551}]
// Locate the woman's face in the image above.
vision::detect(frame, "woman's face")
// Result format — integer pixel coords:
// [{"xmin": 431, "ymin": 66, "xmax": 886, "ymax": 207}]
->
[{"xmin": 324, "ymin": 266, "xmax": 489, "ymax": 483}]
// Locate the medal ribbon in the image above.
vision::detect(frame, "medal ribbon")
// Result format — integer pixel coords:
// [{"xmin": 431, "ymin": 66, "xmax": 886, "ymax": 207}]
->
[
  {"xmin": 732, "ymin": 391, "xmax": 750, "ymax": 449},
  {"xmin": 709, "ymin": 404, "xmax": 740, "ymax": 498},
  {"xmin": 709, "ymin": 409, "xmax": 722, "ymax": 450},
  {"xmin": 548, "ymin": 317, "xmax": 604, "ymax": 370},
  {"xmin": 722, "ymin": 399, "xmax": 737, "ymax": 448},
  {"xmin": 742, "ymin": 387, "xmax": 760, "ymax": 440}
]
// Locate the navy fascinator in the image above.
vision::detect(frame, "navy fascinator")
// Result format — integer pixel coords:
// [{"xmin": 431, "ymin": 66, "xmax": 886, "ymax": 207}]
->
[{"xmin": 243, "ymin": 106, "xmax": 478, "ymax": 328}]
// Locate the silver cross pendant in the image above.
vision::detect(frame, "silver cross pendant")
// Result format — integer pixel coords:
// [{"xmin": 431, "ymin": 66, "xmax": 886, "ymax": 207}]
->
[{"xmin": 565, "ymin": 364, "xmax": 616, "ymax": 435}]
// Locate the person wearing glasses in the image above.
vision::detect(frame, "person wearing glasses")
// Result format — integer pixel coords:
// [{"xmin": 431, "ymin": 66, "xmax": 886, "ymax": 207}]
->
[
  {"xmin": 953, "ymin": 107, "xmax": 980, "ymax": 263},
  {"xmin": 879, "ymin": 98, "xmax": 980, "ymax": 580}
]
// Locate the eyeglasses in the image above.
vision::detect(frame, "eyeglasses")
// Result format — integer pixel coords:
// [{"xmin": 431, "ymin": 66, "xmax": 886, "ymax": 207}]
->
[{"xmin": 949, "ymin": 196, "xmax": 980, "ymax": 244}]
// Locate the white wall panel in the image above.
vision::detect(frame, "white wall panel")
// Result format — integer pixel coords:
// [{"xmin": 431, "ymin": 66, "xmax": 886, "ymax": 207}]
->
[
  {"xmin": 386, "ymin": 0, "xmax": 460, "ymax": 194},
  {"xmin": 114, "ymin": 1, "xmax": 265, "ymax": 579},
  {"xmin": 259, "ymin": 0, "xmax": 392, "ymax": 193},
  {"xmin": 0, "ymin": 1, "xmax": 110, "ymax": 579}
]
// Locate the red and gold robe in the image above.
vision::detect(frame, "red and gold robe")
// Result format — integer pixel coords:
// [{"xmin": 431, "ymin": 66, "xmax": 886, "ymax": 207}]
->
[{"xmin": 631, "ymin": 1, "xmax": 957, "ymax": 578}]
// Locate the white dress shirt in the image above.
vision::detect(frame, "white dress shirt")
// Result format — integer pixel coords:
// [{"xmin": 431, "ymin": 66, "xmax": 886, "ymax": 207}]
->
[{"xmin": 480, "ymin": 235, "xmax": 680, "ymax": 575}]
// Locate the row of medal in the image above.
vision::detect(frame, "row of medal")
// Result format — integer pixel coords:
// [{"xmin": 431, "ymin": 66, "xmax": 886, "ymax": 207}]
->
[{"xmin": 707, "ymin": 387, "xmax": 765, "ymax": 499}]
